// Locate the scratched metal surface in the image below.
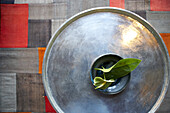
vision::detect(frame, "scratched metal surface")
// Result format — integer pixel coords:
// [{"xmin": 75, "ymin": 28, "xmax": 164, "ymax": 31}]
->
[{"xmin": 43, "ymin": 7, "xmax": 169, "ymax": 113}]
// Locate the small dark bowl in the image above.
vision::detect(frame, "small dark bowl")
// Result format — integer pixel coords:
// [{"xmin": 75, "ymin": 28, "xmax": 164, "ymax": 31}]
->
[{"xmin": 90, "ymin": 53, "xmax": 131, "ymax": 94}]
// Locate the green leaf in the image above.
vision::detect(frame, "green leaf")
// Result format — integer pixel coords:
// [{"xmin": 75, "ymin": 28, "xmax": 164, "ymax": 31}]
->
[
  {"xmin": 105, "ymin": 58, "xmax": 141, "ymax": 80},
  {"xmin": 93, "ymin": 77, "xmax": 106, "ymax": 89},
  {"xmin": 93, "ymin": 58, "xmax": 141, "ymax": 90},
  {"xmin": 100, "ymin": 82, "xmax": 112, "ymax": 90},
  {"xmin": 95, "ymin": 65, "xmax": 115, "ymax": 73},
  {"xmin": 93, "ymin": 77, "xmax": 115, "ymax": 89}
]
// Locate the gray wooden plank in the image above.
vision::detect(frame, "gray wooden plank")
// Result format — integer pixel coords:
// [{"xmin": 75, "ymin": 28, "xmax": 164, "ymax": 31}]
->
[
  {"xmin": 16, "ymin": 73, "xmax": 45, "ymax": 112},
  {"xmin": 51, "ymin": 19, "xmax": 66, "ymax": 36},
  {"xmin": 146, "ymin": 11, "xmax": 170, "ymax": 20},
  {"xmin": 28, "ymin": 20, "xmax": 51, "ymax": 47},
  {"xmin": 125, "ymin": 0, "xmax": 150, "ymax": 11},
  {"xmin": 29, "ymin": 3, "xmax": 67, "ymax": 19},
  {"xmin": 0, "ymin": 48, "xmax": 38, "ymax": 73},
  {"xmin": 53, "ymin": 0, "xmax": 67, "ymax": 3},
  {"xmin": 0, "ymin": 73, "xmax": 16, "ymax": 112},
  {"xmin": 54, "ymin": 3, "xmax": 67, "ymax": 19},
  {"xmin": 15, "ymin": 0, "xmax": 53, "ymax": 4},
  {"xmin": 29, "ymin": 4, "xmax": 55, "ymax": 19},
  {"xmin": 67, "ymin": 0, "xmax": 109, "ymax": 18},
  {"xmin": 146, "ymin": 11, "xmax": 170, "ymax": 33}
]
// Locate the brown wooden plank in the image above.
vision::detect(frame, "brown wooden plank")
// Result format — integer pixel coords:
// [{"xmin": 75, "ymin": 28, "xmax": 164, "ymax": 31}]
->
[
  {"xmin": 0, "ymin": 73, "xmax": 16, "ymax": 112},
  {"xmin": 67, "ymin": 0, "xmax": 109, "ymax": 18},
  {"xmin": 16, "ymin": 73, "xmax": 45, "ymax": 112},
  {"xmin": 28, "ymin": 20, "xmax": 51, "ymax": 47},
  {"xmin": 0, "ymin": 48, "xmax": 38, "ymax": 73}
]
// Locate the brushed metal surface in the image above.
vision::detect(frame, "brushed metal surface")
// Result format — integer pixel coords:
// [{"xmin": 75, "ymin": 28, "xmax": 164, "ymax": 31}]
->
[{"xmin": 42, "ymin": 7, "xmax": 169, "ymax": 113}]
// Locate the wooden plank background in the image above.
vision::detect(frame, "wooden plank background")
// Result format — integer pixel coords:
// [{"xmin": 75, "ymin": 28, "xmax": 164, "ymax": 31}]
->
[
  {"xmin": 28, "ymin": 20, "xmax": 51, "ymax": 47},
  {"xmin": 0, "ymin": 73, "xmax": 16, "ymax": 112},
  {"xmin": 0, "ymin": 0, "xmax": 170, "ymax": 112},
  {"xmin": 16, "ymin": 73, "xmax": 45, "ymax": 112},
  {"xmin": 0, "ymin": 48, "xmax": 38, "ymax": 73}
]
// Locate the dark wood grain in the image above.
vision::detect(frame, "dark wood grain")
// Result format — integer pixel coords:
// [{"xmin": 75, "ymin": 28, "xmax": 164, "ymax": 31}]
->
[
  {"xmin": 16, "ymin": 73, "xmax": 45, "ymax": 112},
  {"xmin": 0, "ymin": 73, "xmax": 16, "ymax": 112},
  {"xmin": 28, "ymin": 20, "xmax": 51, "ymax": 47},
  {"xmin": 0, "ymin": 48, "xmax": 38, "ymax": 73}
]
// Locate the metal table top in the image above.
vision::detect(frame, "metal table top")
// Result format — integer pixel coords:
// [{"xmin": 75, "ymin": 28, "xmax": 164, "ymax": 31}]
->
[{"xmin": 42, "ymin": 7, "xmax": 169, "ymax": 113}]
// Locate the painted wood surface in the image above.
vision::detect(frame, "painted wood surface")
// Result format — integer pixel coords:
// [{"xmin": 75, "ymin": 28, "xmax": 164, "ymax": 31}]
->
[
  {"xmin": 0, "ymin": 73, "xmax": 16, "ymax": 112},
  {"xmin": 110, "ymin": 0, "xmax": 125, "ymax": 8},
  {"xmin": 16, "ymin": 73, "xmax": 45, "ymax": 112},
  {"xmin": 38, "ymin": 47, "xmax": 46, "ymax": 74},
  {"xmin": 125, "ymin": 0, "xmax": 150, "ymax": 11},
  {"xmin": 29, "ymin": 3, "xmax": 67, "ymax": 19},
  {"xmin": 125, "ymin": 0, "xmax": 150, "ymax": 19},
  {"xmin": 146, "ymin": 11, "xmax": 170, "ymax": 33},
  {"xmin": 0, "ymin": 48, "xmax": 38, "ymax": 73},
  {"xmin": 150, "ymin": 0, "xmax": 170, "ymax": 11},
  {"xmin": 0, "ymin": 4, "xmax": 28, "ymax": 48},
  {"xmin": 28, "ymin": 20, "xmax": 51, "ymax": 47},
  {"xmin": 160, "ymin": 33, "xmax": 170, "ymax": 53}
]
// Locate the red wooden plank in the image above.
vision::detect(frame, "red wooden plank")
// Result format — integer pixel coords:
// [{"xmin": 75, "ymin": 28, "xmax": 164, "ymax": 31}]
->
[
  {"xmin": 0, "ymin": 4, "xmax": 28, "ymax": 48},
  {"xmin": 45, "ymin": 96, "xmax": 56, "ymax": 113},
  {"xmin": 150, "ymin": 0, "xmax": 170, "ymax": 11},
  {"xmin": 110, "ymin": 0, "xmax": 125, "ymax": 9}
]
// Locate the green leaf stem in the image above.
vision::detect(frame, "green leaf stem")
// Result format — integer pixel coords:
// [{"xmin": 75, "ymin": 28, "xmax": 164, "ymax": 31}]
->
[{"xmin": 93, "ymin": 58, "xmax": 141, "ymax": 90}]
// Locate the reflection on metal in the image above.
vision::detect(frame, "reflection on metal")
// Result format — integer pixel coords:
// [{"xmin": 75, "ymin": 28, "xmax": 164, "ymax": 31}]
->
[
  {"xmin": 120, "ymin": 24, "xmax": 138, "ymax": 44},
  {"xmin": 42, "ymin": 7, "xmax": 169, "ymax": 113}
]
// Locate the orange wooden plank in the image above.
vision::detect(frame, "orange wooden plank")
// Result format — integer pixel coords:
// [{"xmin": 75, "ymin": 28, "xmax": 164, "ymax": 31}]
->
[
  {"xmin": 110, "ymin": 0, "xmax": 125, "ymax": 9},
  {"xmin": 160, "ymin": 33, "xmax": 170, "ymax": 55},
  {"xmin": 38, "ymin": 47, "xmax": 46, "ymax": 74}
]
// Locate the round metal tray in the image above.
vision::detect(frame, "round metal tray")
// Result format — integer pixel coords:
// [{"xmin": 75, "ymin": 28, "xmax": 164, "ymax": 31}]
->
[{"xmin": 42, "ymin": 7, "xmax": 169, "ymax": 113}]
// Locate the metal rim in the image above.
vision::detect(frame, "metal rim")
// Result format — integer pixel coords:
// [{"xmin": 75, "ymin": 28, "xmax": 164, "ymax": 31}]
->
[{"xmin": 42, "ymin": 7, "xmax": 169, "ymax": 113}]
